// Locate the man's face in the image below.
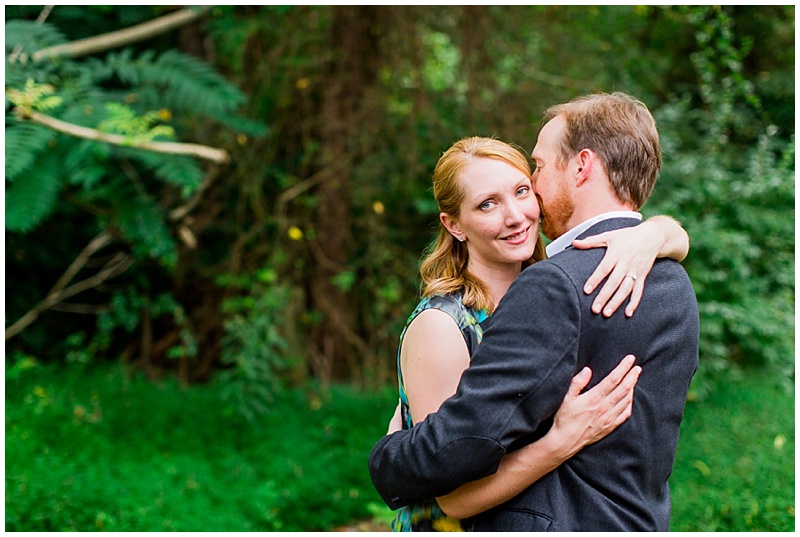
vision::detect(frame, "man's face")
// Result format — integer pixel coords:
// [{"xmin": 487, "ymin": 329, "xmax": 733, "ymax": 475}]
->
[{"xmin": 531, "ymin": 115, "xmax": 575, "ymax": 241}]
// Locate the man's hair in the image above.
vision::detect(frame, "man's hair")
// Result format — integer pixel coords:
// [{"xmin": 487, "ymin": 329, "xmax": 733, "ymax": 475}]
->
[{"xmin": 543, "ymin": 92, "xmax": 661, "ymax": 209}]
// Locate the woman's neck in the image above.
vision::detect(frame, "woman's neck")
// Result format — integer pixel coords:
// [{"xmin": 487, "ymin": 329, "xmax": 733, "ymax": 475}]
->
[{"xmin": 467, "ymin": 258, "xmax": 522, "ymax": 307}]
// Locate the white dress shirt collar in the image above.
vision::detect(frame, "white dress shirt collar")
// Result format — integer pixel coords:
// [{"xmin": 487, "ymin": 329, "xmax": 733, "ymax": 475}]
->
[{"xmin": 545, "ymin": 211, "xmax": 643, "ymax": 257}]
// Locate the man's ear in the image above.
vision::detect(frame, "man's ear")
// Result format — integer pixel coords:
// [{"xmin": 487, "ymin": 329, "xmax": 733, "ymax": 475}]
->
[
  {"xmin": 440, "ymin": 212, "xmax": 465, "ymax": 242},
  {"xmin": 575, "ymin": 149, "xmax": 596, "ymax": 187}
]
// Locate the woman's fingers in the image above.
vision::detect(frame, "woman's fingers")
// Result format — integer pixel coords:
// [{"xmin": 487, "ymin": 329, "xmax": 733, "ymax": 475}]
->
[
  {"xmin": 575, "ymin": 226, "xmax": 661, "ymax": 318},
  {"xmin": 574, "ymin": 235, "xmax": 611, "ymax": 296},
  {"xmin": 625, "ymin": 279, "xmax": 645, "ymax": 317},
  {"xmin": 567, "ymin": 367, "xmax": 593, "ymax": 396}
]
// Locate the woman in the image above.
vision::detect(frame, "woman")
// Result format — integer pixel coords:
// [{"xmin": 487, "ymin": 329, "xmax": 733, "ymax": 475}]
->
[{"xmin": 389, "ymin": 136, "xmax": 689, "ymax": 531}]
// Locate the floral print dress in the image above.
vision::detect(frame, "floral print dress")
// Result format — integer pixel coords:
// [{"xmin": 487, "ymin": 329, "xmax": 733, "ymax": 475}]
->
[{"xmin": 392, "ymin": 293, "xmax": 489, "ymax": 532}]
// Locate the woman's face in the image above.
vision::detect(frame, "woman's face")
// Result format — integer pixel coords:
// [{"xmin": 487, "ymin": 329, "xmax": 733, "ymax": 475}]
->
[{"xmin": 443, "ymin": 157, "xmax": 540, "ymax": 269}]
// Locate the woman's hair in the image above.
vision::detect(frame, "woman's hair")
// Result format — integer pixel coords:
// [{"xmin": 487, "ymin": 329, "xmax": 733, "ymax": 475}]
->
[
  {"xmin": 419, "ymin": 136, "xmax": 547, "ymax": 313},
  {"xmin": 543, "ymin": 92, "xmax": 661, "ymax": 210}
]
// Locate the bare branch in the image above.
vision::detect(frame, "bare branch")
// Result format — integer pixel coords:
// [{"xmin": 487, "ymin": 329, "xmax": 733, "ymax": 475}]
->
[
  {"xmin": 47, "ymin": 230, "xmax": 113, "ymax": 296},
  {"xmin": 21, "ymin": 110, "xmax": 230, "ymax": 164},
  {"xmin": 16, "ymin": 7, "xmax": 211, "ymax": 64},
  {"xmin": 49, "ymin": 303, "xmax": 112, "ymax": 314},
  {"xmin": 169, "ymin": 165, "xmax": 222, "ymax": 221},
  {"xmin": 6, "ymin": 252, "xmax": 135, "ymax": 341}
]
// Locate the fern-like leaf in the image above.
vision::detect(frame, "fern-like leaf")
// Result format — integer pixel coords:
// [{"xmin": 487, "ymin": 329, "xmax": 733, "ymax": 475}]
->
[
  {"xmin": 5, "ymin": 120, "xmax": 56, "ymax": 181},
  {"xmin": 147, "ymin": 49, "xmax": 245, "ymax": 114},
  {"xmin": 111, "ymin": 183, "xmax": 178, "ymax": 266},
  {"xmin": 65, "ymin": 140, "xmax": 111, "ymax": 189},
  {"xmin": 118, "ymin": 147, "xmax": 204, "ymax": 195},
  {"xmin": 108, "ymin": 49, "xmax": 261, "ymax": 130},
  {"xmin": 5, "ymin": 20, "xmax": 66, "ymax": 54},
  {"xmin": 5, "ymin": 152, "xmax": 62, "ymax": 233}
]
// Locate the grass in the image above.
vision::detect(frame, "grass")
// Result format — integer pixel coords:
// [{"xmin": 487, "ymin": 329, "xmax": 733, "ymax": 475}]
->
[
  {"xmin": 5, "ymin": 362, "xmax": 396, "ymax": 531},
  {"xmin": 669, "ymin": 367, "xmax": 795, "ymax": 531},
  {"xmin": 5, "ymin": 361, "xmax": 794, "ymax": 531}
]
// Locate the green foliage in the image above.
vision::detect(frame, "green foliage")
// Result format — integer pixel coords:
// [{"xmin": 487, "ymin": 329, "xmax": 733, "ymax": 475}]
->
[
  {"xmin": 216, "ymin": 265, "xmax": 296, "ymax": 421},
  {"xmin": 5, "ymin": 120, "xmax": 56, "ymax": 181},
  {"xmin": 4, "ymin": 19, "xmax": 66, "ymax": 53},
  {"xmin": 5, "ymin": 78, "xmax": 63, "ymax": 115},
  {"xmin": 5, "ymin": 142, "xmax": 63, "ymax": 232},
  {"xmin": 5, "ymin": 6, "xmax": 794, "ymax": 395},
  {"xmin": 5, "ymin": 363, "xmax": 396, "ymax": 531},
  {"xmin": 106, "ymin": 48, "xmax": 265, "ymax": 136},
  {"xmin": 652, "ymin": 112, "xmax": 795, "ymax": 390},
  {"xmin": 644, "ymin": 6, "xmax": 794, "ymax": 392},
  {"xmin": 97, "ymin": 102, "xmax": 175, "ymax": 143},
  {"xmin": 5, "ymin": 8, "xmax": 264, "ymax": 372},
  {"xmin": 117, "ymin": 146, "xmax": 205, "ymax": 196}
]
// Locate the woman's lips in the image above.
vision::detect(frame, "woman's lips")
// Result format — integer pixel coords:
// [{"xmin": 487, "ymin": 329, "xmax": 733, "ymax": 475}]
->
[{"xmin": 502, "ymin": 226, "xmax": 530, "ymax": 245}]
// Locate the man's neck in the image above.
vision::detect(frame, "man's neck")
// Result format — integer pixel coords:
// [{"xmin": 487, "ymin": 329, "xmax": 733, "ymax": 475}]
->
[
  {"xmin": 566, "ymin": 198, "xmax": 635, "ymax": 232},
  {"xmin": 546, "ymin": 210, "xmax": 642, "ymax": 257}
]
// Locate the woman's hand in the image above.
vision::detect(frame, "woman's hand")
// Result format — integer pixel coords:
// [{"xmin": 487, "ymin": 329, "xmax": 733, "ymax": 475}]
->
[
  {"xmin": 544, "ymin": 355, "xmax": 641, "ymax": 461},
  {"xmin": 386, "ymin": 401, "xmax": 403, "ymax": 434},
  {"xmin": 435, "ymin": 356, "xmax": 641, "ymax": 521},
  {"xmin": 572, "ymin": 215, "xmax": 689, "ymax": 317}
]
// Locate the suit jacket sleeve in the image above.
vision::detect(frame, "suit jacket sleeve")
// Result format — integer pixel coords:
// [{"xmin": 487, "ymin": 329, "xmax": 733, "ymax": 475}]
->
[{"xmin": 368, "ymin": 262, "xmax": 582, "ymax": 509}]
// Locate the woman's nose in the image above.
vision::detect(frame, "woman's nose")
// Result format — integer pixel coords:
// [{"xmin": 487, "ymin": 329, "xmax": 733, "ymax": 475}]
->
[{"xmin": 505, "ymin": 201, "xmax": 525, "ymax": 226}]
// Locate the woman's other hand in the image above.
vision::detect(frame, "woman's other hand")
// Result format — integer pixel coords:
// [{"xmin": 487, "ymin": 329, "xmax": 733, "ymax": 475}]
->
[
  {"xmin": 546, "ymin": 355, "xmax": 641, "ymax": 460},
  {"xmin": 386, "ymin": 401, "xmax": 403, "ymax": 434}
]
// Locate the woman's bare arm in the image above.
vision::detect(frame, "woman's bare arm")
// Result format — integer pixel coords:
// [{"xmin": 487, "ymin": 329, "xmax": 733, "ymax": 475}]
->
[{"xmin": 400, "ymin": 309, "xmax": 471, "ymax": 425}]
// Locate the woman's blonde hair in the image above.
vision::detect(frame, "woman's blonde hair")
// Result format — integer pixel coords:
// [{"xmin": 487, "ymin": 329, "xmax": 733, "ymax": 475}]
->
[{"xmin": 419, "ymin": 136, "xmax": 547, "ymax": 313}]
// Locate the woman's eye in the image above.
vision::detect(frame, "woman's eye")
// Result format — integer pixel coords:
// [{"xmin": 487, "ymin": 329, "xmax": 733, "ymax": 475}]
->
[
  {"xmin": 517, "ymin": 186, "xmax": 530, "ymax": 196},
  {"xmin": 479, "ymin": 200, "xmax": 495, "ymax": 210}
]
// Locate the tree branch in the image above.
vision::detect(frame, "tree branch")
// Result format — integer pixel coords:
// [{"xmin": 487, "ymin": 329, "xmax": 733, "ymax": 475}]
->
[
  {"xmin": 20, "ymin": 110, "xmax": 230, "ymax": 164},
  {"xmin": 49, "ymin": 303, "xmax": 112, "ymax": 314},
  {"xmin": 17, "ymin": 6, "xmax": 211, "ymax": 64},
  {"xmin": 169, "ymin": 165, "xmax": 222, "ymax": 221},
  {"xmin": 5, "ymin": 249, "xmax": 134, "ymax": 341},
  {"xmin": 47, "ymin": 230, "xmax": 113, "ymax": 296}
]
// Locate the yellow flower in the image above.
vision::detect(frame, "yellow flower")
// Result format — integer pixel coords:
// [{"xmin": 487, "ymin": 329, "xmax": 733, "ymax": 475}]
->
[
  {"xmin": 296, "ymin": 78, "xmax": 310, "ymax": 90},
  {"xmin": 237, "ymin": 133, "xmax": 248, "ymax": 145},
  {"xmin": 288, "ymin": 226, "xmax": 304, "ymax": 240},
  {"xmin": 373, "ymin": 201, "xmax": 385, "ymax": 214},
  {"xmin": 158, "ymin": 109, "xmax": 172, "ymax": 121}
]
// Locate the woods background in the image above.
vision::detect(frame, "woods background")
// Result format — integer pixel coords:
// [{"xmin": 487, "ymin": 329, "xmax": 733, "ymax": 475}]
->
[{"xmin": 4, "ymin": 5, "xmax": 795, "ymax": 531}]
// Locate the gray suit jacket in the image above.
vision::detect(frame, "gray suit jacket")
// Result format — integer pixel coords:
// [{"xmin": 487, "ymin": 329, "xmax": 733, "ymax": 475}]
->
[{"xmin": 369, "ymin": 217, "xmax": 699, "ymax": 531}]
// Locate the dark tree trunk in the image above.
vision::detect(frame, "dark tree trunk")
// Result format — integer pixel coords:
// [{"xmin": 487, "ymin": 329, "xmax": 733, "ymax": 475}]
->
[{"xmin": 307, "ymin": 6, "xmax": 385, "ymax": 384}]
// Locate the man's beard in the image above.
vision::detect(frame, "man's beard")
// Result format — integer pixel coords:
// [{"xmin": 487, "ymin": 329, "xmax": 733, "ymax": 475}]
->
[{"xmin": 538, "ymin": 183, "xmax": 574, "ymax": 240}]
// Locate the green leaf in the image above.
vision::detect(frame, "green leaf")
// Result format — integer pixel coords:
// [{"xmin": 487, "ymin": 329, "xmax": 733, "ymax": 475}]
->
[
  {"xmin": 119, "ymin": 147, "xmax": 204, "ymax": 194},
  {"xmin": 5, "ymin": 121, "xmax": 56, "ymax": 181},
  {"xmin": 4, "ymin": 20, "xmax": 66, "ymax": 52},
  {"xmin": 111, "ymin": 186, "xmax": 177, "ymax": 266},
  {"xmin": 5, "ymin": 152, "xmax": 62, "ymax": 232}
]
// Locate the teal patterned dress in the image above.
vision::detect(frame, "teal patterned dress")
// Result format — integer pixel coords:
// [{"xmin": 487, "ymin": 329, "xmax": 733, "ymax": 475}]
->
[{"xmin": 392, "ymin": 293, "xmax": 490, "ymax": 532}]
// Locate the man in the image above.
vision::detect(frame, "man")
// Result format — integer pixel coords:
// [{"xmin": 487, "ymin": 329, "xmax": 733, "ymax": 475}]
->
[{"xmin": 368, "ymin": 92, "xmax": 699, "ymax": 531}]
